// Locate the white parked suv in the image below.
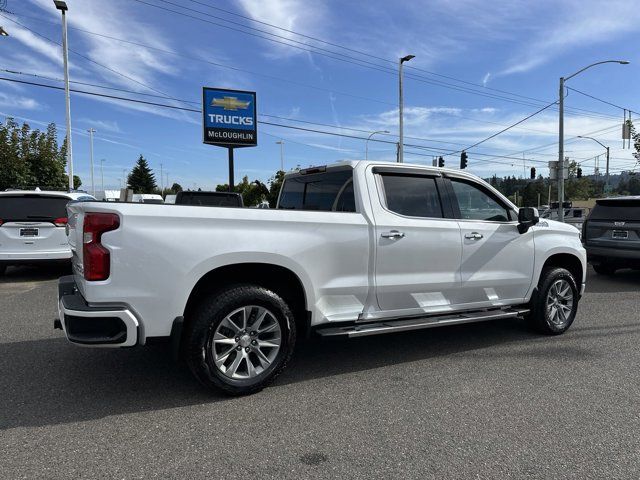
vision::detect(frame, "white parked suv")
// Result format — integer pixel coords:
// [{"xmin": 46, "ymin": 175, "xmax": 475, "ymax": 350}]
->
[
  {"xmin": 0, "ymin": 190, "xmax": 95, "ymax": 274},
  {"xmin": 57, "ymin": 161, "xmax": 586, "ymax": 395}
]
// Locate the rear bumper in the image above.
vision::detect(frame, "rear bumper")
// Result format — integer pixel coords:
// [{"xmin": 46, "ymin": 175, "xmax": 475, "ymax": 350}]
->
[
  {"xmin": 586, "ymin": 246, "xmax": 640, "ymax": 262},
  {"xmin": 1, "ymin": 250, "xmax": 72, "ymax": 262},
  {"xmin": 57, "ymin": 275, "xmax": 138, "ymax": 347}
]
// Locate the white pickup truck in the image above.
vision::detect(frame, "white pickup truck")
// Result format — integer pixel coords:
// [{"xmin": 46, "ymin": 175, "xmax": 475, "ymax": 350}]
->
[{"xmin": 57, "ymin": 161, "xmax": 586, "ymax": 395}]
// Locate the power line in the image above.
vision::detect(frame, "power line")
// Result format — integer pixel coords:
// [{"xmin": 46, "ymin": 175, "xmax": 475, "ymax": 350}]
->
[
  {"xmin": 127, "ymin": 1, "xmax": 618, "ymax": 121},
  {"xmin": 166, "ymin": 0, "xmax": 623, "ymax": 122},
  {"xmin": 6, "ymin": 9, "xmax": 622, "ymax": 123},
  {"xmin": 0, "ymin": 69, "xmax": 562, "ymax": 156},
  {"xmin": 566, "ymin": 86, "xmax": 640, "ymax": 117},
  {"xmin": 449, "ymin": 102, "xmax": 558, "ymax": 155},
  {"xmin": 3, "ymin": 75, "xmax": 632, "ymax": 170}
]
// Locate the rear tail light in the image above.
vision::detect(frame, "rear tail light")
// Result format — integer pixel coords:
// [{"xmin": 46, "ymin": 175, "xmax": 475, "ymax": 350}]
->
[
  {"xmin": 54, "ymin": 217, "xmax": 68, "ymax": 227},
  {"xmin": 0, "ymin": 219, "xmax": 3, "ymax": 226},
  {"xmin": 83, "ymin": 213, "xmax": 120, "ymax": 281}
]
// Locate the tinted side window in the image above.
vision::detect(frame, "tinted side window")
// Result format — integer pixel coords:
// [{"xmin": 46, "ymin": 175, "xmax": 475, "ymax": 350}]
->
[
  {"xmin": 278, "ymin": 170, "xmax": 354, "ymax": 211},
  {"xmin": 450, "ymin": 179, "xmax": 510, "ymax": 222},
  {"xmin": 380, "ymin": 174, "xmax": 443, "ymax": 218}
]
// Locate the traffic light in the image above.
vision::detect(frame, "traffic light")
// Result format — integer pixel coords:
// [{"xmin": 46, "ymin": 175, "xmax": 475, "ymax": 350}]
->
[
  {"xmin": 460, "ymin": 151, "xmax": 468, "ymax": 169},
  {"xmin": 530, "ymin": 167, "xmax": 536, "ymax": 179},
  {"xmin": 438, "ymin": 156, "xmax": 445, "ymax": 168},
  {"xmin": 577, "ymin": 167, "xmax": 582, "ymax": 178}
]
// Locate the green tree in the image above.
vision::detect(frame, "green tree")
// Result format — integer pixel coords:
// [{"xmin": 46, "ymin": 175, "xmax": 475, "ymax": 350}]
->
[
  {"xmin": 171, "ymin": 182, "xmax": 183, "ymax": 193},
  {"xmin": 73, "ymin": 175, "xmax": 82, "ymax": 190},
  {"xmin": 0, "ymin": 118, "xmax": 67, "ymax": 190},
  {"xmin": 127, "ymin": 155, "xmax": 157, "ymax": 193},
  {"xmin": 267, "ymin": 170, "xmax": 285, "ymax": 207},
  {"xmin": 215, "ymin": 175, "xmax": 269, "ymax": 206}
]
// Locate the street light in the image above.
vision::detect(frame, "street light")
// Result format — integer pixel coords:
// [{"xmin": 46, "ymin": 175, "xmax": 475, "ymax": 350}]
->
[
  {"xmin": 398, "ymin": 54, "xmax": 415, "ymax": 163},
  {"xmin": 54, "ymin": 0, "xmax": 73, "ymax": 192},
  {"xmin": 275, "ymin": 140, "xmax": 284, "ymax": 171},
  {"xmin": 365, "ymin": 130, "xmax": 389, "ymax": 160},
  {"xmin": 87, "ymin": 128, "xmax": 95, "ymax": 196},
  {"xmin": 0, "ymin": 27, "xmax": 9, "ymax": 37},
  {"xmin": 557, "ymin": 59, "xmax": 629, "ymax": 221},
  {"xmin": 577, "ymin": 136, "xmax": 611, "ymax": 191}
]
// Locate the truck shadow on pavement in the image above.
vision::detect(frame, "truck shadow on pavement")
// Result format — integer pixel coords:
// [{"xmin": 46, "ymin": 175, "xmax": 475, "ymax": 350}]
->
[{"xmin": 2, "ymin": 316, "xmax": 634, "ymax": 431}]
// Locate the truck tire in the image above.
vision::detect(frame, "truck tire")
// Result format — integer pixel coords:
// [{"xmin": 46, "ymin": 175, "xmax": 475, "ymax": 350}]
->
[
  {"xmin": 185, "ymin": 285, "xmax": 296, "ymax": 396},
  {"xmin": 528, "ymin": 267, "xmax": 579, "ymax": 335},
  {"xmin": 593, "ymin": 264, "xmax": 616, "ymax": 275}
]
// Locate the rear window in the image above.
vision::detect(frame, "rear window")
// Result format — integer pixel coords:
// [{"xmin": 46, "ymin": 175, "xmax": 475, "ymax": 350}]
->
[
  {"xmin": 176, "ymin": 192, "xmax": 243, "ymax": 207},
  {"xmin": 590, "ymin": 200, "xmax": 640, "ymax": 222},
  {"xmin": 0, "ymin": 195, "xmax": 70, "ymax": 222},
  {"xmin": 278, "ymin": 170, "xmax": 355, "ymax": 211}
]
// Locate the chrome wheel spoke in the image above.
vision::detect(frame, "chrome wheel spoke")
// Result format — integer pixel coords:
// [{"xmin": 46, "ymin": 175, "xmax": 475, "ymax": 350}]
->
[
  {"xmin": 210, "ymin": 305, "xmax": 282, "ymax": 380},
  {"xmin": 254, "ymin": 347, "xmax": 272, "ymax": 368},
  {"xmin": 546, "ymin": 279, "xmax": 574, "ymax": 327}
]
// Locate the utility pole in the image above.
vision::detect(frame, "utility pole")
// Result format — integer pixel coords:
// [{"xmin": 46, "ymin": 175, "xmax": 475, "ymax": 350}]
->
[
  {"xmin": 100, "ymin": 159, "xmax": 105, "ymax": 194},
  {"xmin": 160, "ymin": 163, "xmax": 164, "ymax": 194},
  {"xmin": 398, "ymin": 54, "xmax": 415, "ymax": 163},
  {"xmin": 558, "ymin": 75, "xmax": 565, "ymax": 221},
  {"xmin": 54, "ymin": 1, "xmax": 73, "ymax": 192},
  {"xmin": 275, "ymin": 140, "xmax": 284, "ymax": 171},
  {"xmin": 122, "ymin": 168, "xmax": 127, "ymax": 189},
  {"xmin": 87, "ymin": 128, "xmax": 95, "ymax": 196}
]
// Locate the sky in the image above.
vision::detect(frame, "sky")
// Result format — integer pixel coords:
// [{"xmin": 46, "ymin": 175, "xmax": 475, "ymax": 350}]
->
[{"xmin": 0, "ymin": 0, "xmax": 638, "ymax": 191}]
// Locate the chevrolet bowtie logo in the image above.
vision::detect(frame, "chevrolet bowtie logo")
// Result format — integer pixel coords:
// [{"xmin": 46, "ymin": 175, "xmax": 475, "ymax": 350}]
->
[{"xmin": 211, "ymin": 96, "xmax": 250, "ymax": 111}]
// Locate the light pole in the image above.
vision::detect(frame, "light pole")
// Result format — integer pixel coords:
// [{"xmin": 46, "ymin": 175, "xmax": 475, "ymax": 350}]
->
[
  {"xmin": 100, "ymin": 159, "xmax": 105, "ymax": 193},
  {"xmin": 87, "ymin": 128, "xmax": 95, "ymax": 196},
  {"xmin": 275, "ymin": 140, "xmax": 284, "ymax": 171},
  {"xmin": 160, "ymin": 163, "xmax": 164, "ymax": 194},
  {"xmin": 365, "ymin": 130, "xmax": 389, "ymax": 160},
  {"xmin": 0, "ymin": 27, "xmax": 9, "ymax": 36},
  {"xmin": 398, "ymin": 54, "xmax": 415, "ymax": 163},
  {"xmin": 122, "ymin": 168, "xmax": 127, "ymax": 189},
  {"xmin": 54, "ymin": 1, "xmax": 73, "ymax": 192},
  {"xmin": 557, "ymin": 59, "xmax": 629, "ymax": 221},
  {"xmin": 578, "ymin": 135, "xmax": 611, "ymax": 191}
]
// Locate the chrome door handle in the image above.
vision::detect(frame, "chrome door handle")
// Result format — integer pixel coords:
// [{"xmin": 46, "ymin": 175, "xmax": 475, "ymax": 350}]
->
[
  {"xmin": 464, "ymin": 232, "xmax": 483, "ymax": 240},
  {"xmin": 381, "ymin": 230, "xmax": 405, "ymax": 239}
]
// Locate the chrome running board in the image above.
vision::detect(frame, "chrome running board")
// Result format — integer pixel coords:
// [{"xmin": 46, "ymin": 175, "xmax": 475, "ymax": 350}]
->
[{"xmin": 315, "ymin": 307, "xmax": 529, "ymax": 338}]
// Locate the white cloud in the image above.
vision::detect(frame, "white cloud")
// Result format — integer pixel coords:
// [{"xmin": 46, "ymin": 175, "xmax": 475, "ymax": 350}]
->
[
  {"xmin": 77, "ymin": 118, "xmax": 122, "ymax": 133},
  {"xmin": 236, "ymin": 0, "xmax": 329, "ymax": 58},
  {"xmin": 499, "ymin": 0, "xmax": 640, "ymax": 75},
  {"xmin": 0, "ymin": 92, "xmax": 41, "ymax": 110},
  {"xmin": 27, "ymin": 0, "xmax": 177, "ymax": 93}
]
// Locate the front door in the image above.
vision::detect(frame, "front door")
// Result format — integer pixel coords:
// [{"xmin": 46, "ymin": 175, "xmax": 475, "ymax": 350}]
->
[
  {"xmin": 371, "ymin": 169, "xmax": 462, "ymax": 316},
  {"xmin": 446, "ymin": 177, "xmax": 534, "ymax": 308}
]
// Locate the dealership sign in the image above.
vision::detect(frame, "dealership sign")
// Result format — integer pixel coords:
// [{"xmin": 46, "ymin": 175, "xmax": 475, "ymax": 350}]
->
[{"xmin": 202, "ymin": 87, "xmax": 257, "ymax": 147}]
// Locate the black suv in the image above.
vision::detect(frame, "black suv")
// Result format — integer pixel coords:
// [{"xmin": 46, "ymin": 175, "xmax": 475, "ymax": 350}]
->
[{"xmin": 583, "ymin": 196, "xmax": 640, "ymax": 274}]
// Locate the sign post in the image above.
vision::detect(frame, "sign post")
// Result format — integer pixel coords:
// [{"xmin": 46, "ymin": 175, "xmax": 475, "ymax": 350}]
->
[{"xmin": 202, "ymin": 87, "xmax": 257, "ymax": 191}]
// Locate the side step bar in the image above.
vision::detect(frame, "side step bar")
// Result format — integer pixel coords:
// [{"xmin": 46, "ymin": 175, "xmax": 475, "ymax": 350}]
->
[{"xmin": 315, "ymin": 307, "xmax": 529, "ymax": 338}]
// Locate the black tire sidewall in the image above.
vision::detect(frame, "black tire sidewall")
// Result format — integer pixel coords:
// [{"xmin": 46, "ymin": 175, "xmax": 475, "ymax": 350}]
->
[
  {"xmin": 534, "ymin": 267, "xmax": 579, "ymax": 334},
  {"xmin": 186, "ymin": 285, "xmax": 296, "ymax": 395}
]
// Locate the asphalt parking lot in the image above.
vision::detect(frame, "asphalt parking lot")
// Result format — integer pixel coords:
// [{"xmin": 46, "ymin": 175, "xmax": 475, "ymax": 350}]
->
[{"xmin": 1, "ymin": 266, "xmax": 639, "ymax": 479}]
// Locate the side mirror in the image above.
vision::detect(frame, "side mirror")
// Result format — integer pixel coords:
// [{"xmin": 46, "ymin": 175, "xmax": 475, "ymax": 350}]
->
[{"xmin": 518, "ymin": 207, "xmax": 539, "ymax": 234}]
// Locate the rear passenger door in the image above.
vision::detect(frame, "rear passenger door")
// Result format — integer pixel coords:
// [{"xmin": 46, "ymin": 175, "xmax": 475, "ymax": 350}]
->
[
  {"xmin": 445, "ymin": 176, "xmax": 534, "ymax": 307},
  {"xmin": 371, "ymin": 167, "xmax": 463, "ymax": 316}
]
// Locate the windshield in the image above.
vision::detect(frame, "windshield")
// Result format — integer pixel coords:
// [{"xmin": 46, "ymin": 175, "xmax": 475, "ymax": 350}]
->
[{"xmin": 0, "ymin": 195, "xmax": 70, "ymax": 222}]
